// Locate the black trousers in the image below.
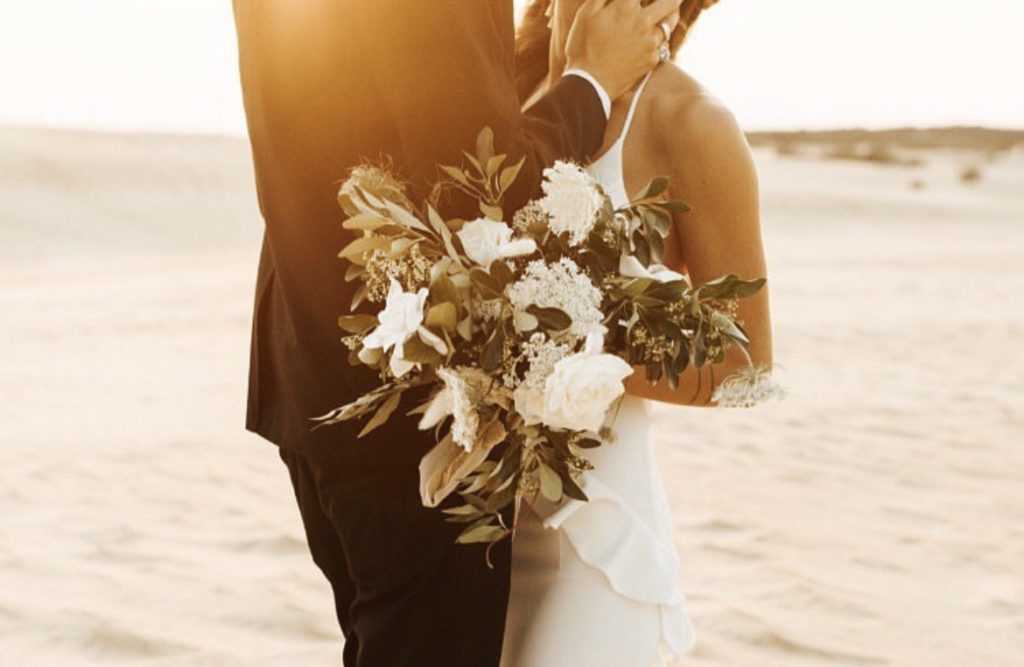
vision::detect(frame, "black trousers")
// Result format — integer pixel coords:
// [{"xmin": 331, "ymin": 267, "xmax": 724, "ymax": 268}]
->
[{"xmin": 277, "ymin": 447, "xmax": 512, "ymax": 667}]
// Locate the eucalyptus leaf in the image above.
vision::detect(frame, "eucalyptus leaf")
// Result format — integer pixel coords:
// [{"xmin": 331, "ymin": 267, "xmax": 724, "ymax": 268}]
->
[
  {"xmin": 456, "ymin": 524, "xmax": 507, "ymax": 545},
  {"xmin": 475, "ymin": 127, "xmax": 496, "ymax": 165},
  {"xmin": 499, "ymin": 157, "xmax": 525, "ymax": 194},
  {"xmin": 480, "ymin": 323, "xmax": 506, "ymax": 372},
  {"xmin": 440, "ymin": 164, "xmax": 470, "ymax": 187},
  {"xmin": 425, "ymin": 302, "xmax": 458, "ymax": 334},
  {"xmin": 469, "ymin": 268, "xmax": 503, "ymax": 299},
  {"xmin": 337, "ymin": 314, "xmax": 378, "ymax": 334},
  {"xmin": 479, "ymin": 202, "xmax": 504, "ymax": 221},
  {"xmin": 526, "ymin": 305, "xmax": 572, "ymax": 332},
  {"xmin": 358, "ymin": 391, "xmax": 402, "ymax": 438},
  {"xmin": 538, "ymin": 462, "xmax": 563, "ymax": 502},
  {"xmin": 402, "ymin": 335, "xmax": 444, "ymax": 365},
  {"xmin": 489, "ymin": 259, "xmax": 514, "ymax": 288},
  {"xmin": 486, "ymin": 154, "xmax": 507, "ymax": 179}
]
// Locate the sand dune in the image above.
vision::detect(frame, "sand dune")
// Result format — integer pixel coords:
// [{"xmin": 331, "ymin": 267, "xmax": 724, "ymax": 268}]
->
[{"xmin": 1, "ymin": 127, "xmax": 1022, "ymax": 666}]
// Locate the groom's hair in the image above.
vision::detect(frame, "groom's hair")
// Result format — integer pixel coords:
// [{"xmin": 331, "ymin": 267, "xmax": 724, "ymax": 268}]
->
[{"xmin": 515, "ymin": 0, "xmax": 709, "ymax": 102}]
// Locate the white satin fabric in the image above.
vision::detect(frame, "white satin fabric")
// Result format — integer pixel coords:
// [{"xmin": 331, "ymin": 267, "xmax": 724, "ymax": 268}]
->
[
  {"xmin": 501, "ymin": 72, "xmax": 696, "ymax": 666},
  {"xmin": 500, "ymin": 396, "xmax": 696, "ymax": 667}
]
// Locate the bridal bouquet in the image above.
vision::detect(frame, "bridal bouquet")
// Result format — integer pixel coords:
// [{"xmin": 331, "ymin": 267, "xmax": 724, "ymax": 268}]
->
[{"xmin": 313, "ymin": 128, "xmax": 775, "ymax": 549}]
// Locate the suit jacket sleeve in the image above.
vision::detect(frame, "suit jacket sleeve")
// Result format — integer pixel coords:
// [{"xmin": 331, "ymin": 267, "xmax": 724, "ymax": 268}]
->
[{"xmin": 358, "ymin": 1, "xmax": 607, "ymax": 211}]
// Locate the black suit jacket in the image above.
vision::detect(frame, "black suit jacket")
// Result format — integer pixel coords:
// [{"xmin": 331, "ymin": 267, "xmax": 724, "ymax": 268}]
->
[{"xmin": 234, "ymin": 0, "xmax": 606, "ymax": 465}]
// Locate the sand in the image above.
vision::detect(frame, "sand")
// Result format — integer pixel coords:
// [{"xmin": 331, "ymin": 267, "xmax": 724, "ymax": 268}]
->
[{"xmin": 1, "ymin": 126, "xmax": 1022, "ymax": 666}]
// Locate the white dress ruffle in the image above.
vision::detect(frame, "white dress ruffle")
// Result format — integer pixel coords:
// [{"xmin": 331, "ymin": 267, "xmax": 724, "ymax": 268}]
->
[{"xmin": 500, "ymin": 396, "xmax": 696, "ymax": 667}]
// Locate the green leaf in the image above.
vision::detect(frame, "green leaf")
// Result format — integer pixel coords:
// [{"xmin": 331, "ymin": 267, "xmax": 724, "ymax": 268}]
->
[
  {"xmin": 342, "ymin": 213, "xmax": 388, "ymax": 231},
  {"xmin": 526, "ymin": 305, "xmax": 572, "ymax": 332},
  {"xmin": 559, "ymin": 471, "xmax": 588, "ymax": 502},
  {"xmin": 337, "ymin": 314, "xmax": 378, "ymax": 334},
  {"xmin": 637, "ymin": 176, "xmax": 669, "ymax": 200},
  {"xmin": 430, "ymin": 271, "xmax": 458, "ymax": 306},
  {"xmin": 480, "ymin": 323, "xmax": 506, "ymax": 372},
  {"xmin": 358, "ymin": 391, "xmax": 402, "ymax": 438},
  {"xmin": 479, "ymin": 202, "xmax": 504, "ymax": 221},
  {"xmin": 462, "ymin": 150, "xmax": 484, "ymax": 176},
  {"xmin": 486, "ymin": 154, "xmax": 507, "ymax": 179},
  {"xmin": 469, "ymin": 268, "xmax": 503, "ymax": 299},
  {"xmin": 499, "ymin": 157, "xmax": 525, "ymax": 194},
  {"xmin": 384, "ymin": 200, "xmax": 431, "ymax": 234},
  {"xmin": 484, "ymin": 482, "xmax": 517, "ymax": 514},
  {"xmin": 425, "ymin": 302, "xmax": 458, "ymax": 334},
  {"xmin": 440, "ymin": 164, "xmax": 470, "ymax": 187},
  {"xmin": 339, "ymin": 235, "xmax": 389, "ymax": 263},
  {"xmin": 456, "ymin": 524, "xmax": 507, "ymax": 545},
  {"xmin": 538, "ymin": 462, "xmax": 563, "ymax": 502},
  {"xmin": 489, "ymin": 259, "xmax": 514, "ymax": 289},
  {"xmin": 624, "ymin": 278, "xmax": 654, "ymax": 297},
  {"xmin": 475, "ymin": 127, "xmax": 496, "ymax": 165},
  {"xmin": 401, "ymin": 335, "xmax": 444, "ymax": 365},
  {"xmin": 350, "ymin": 284, "xmax": 368, "ymax": 311}
]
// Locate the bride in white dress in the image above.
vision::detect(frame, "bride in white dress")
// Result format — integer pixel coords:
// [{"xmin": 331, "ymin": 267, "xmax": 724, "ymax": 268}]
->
[{"xmin": 501, "ymin": 2, "xmax": 774, "ymax": 666}]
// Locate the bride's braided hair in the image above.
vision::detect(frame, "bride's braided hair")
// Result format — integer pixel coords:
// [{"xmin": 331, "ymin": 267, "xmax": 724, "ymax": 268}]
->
[{"xmin": 515, "ymin": 0, "xmax": 719, "ymax": 101}]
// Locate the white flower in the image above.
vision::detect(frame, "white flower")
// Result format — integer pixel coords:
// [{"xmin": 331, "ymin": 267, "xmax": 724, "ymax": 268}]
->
[
  {"xmin": 517, "ymin": 332, "xmax": 633, "ymax": 433},
  {"xmin": 506, "ymin": 258, "xmax": 604, "ymax": 339},
  {"xmin": 619, "ymin": 254, "xmax": 686, "ymax": 283},
  {"xmin": 362, "ymin": 278, "xmax": 445, "ymax": 377},
  {"xmin": 711, "ymin": 365, "xmax": 786, "ymax": 408},
  {"xmin": 418, "ymin": 366, "xmax": 502, "ymax": 451},
  {"xmin": 513, "ymin": 383, "xmax": 547, "ymax": 426},
  {"xmin": 418, "ymin": 367, "xmax": 483, "ymax": 451},
  {"xmin": 537, "ymin": 161, "xmax": 605, "ymax": 246},
  {"xmin": 456, "ymin": 218, "xmax": 537, "ymax": 267}
]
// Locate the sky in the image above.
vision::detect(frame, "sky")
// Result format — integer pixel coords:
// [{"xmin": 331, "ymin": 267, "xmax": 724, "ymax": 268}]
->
[{"xmin": 0, "ymin": 0, "xmax": 1020, "ymax": 135}]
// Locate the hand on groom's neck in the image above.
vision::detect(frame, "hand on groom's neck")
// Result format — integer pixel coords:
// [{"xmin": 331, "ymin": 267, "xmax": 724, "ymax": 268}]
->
[{"xmin": 564, "ymin": 0, "xmax": 682, "ymax": 101}]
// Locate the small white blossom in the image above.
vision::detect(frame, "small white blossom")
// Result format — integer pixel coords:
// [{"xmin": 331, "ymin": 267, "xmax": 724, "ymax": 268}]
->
[
  {"xmin": 418, "ymin": 366, "xmax": 495, "ymax": 451},
  {"xmin": 506, "ymin": 258, "xmax": 604, "ymax": 339},
  {"xmin": 456, "ymin": 218, "xmax": 537, "ymax": 267},
  {"xmin": 538, "ymin": 161, "xmax": 605, "ymax": 246},
  {"xmin": 711, "ymin": 366, "xmax": 786, "ymax": 408}
]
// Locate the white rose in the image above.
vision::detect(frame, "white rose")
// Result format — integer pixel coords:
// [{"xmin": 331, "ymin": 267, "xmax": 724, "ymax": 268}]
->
[
  {"xmin": 363, "ymin": 278, "xmax": 446, "ymax": 377},
  {"xmin": 619, "ymin": 254, "xmax": 686, "ymax": 283},
  {"xmin": 537, "ymin": 161, "xmax": 605, "ymax": 246},
  {"xmin": 456, "ymin": 218, "xmax": 537, "ymax": 267},
  {"xmin": 518, "ymin": 332, "xmax": 634, "ymax": 433}
]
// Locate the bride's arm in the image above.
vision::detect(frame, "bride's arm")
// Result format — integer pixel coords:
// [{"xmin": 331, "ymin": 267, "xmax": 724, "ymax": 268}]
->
[{"xmin": 625, "ymin": 96, "xmax": 773, "ymax": 406}]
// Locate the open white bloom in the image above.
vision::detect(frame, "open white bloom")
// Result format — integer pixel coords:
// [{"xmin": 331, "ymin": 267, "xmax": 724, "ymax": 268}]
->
[
  {"xmin": 456, "ymin": 218, "xmax": 537, "ymax": 267},
  {"xmin": 537, "ymin": 161, "xmax": 604, "ymax": 246},
  {"xmin": 516, "ymin": 332, "xmax": 633, "ymax": 433},
  {"xmin": 506, "ymin": 257, "xmax": 604, "ymax": 339},
  {"xmin": 418, "ymin": 367, "xmax": 481, "ymax": 451},
  {"xmin": 362, "ymin": 278, "xmax": 445, "ymax": 377},
  {"xmin": 619, "ymin": 254, "xmax": 686, "ymax": 283}
]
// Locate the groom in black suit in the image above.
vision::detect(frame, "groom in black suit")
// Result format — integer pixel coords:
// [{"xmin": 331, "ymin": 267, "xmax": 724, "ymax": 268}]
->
[{"xmin": 232, "ymin": 1, "xmax": 680, "ymax": 665}]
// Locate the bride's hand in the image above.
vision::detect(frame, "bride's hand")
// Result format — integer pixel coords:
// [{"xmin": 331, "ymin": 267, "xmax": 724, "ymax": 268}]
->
[{"xmin": 565, "ymin": 0, "xmax": 682, "ymax": 101}]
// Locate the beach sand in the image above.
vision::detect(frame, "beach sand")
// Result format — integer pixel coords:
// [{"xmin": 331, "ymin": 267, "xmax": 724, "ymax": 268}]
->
[{"xmin": 1, "ymin": 126, "xmax": 1022, "ymax": 666}]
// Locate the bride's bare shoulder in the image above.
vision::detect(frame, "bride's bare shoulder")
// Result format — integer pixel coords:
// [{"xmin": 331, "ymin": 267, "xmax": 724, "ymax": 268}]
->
[{"xmin": 644, "ymin": 65, "xmax": 752, "ymax": 174}]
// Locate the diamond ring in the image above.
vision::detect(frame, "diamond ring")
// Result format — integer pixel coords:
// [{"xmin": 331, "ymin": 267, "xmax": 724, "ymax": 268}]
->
[{"xmin": 658, "ymin": 41, "xmax": 671, "ymax": 63}]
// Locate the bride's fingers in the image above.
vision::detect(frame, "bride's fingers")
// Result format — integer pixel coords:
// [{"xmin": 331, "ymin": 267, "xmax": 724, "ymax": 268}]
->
[
  {"xmin": 580, "ymin": 0, "xmax": 607, "ymax": 17},
  {"xmin": 641, "ymin": 0, "xmax": 683, "ymax": 26}
]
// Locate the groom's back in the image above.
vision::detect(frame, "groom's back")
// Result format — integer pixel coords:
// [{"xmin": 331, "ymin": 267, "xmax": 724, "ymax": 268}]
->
[{"xmin": 233, "ymin": 1, "xmax": 515, "ymax": 464}]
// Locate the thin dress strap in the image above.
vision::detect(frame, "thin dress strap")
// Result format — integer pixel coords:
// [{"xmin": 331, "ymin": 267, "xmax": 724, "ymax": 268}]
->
[{"xmin": 620, "ymin": 70, "xmax": 654, "ymax": 144}]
